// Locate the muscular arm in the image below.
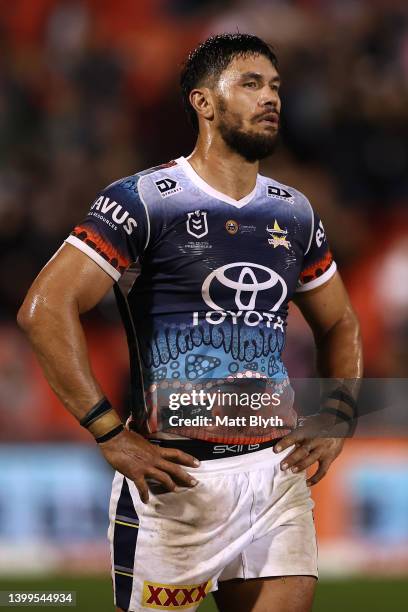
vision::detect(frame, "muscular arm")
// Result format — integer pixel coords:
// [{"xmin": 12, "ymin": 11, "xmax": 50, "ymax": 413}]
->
[
  {"xmin": 17, "ymin": 243, "xmax": 112, "ymax": 417},
  {"xmin": 293, "ymin": 271, "xmax": 363, "ymax": 381},
  {"xmin": 275, "ymin": 271, "xmax": 363, "ymax": 485},
  {"xmin": 17, "ymin": 244, "xmax": 199, "ymax": 501}
]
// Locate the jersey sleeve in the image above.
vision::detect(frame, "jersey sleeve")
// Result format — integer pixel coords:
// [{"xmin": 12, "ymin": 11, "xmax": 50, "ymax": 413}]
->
[
  {"xmin": 65, "ymin": 175, "xmax": 149, "ymax": 281},
  {"xmin": 296, "ymin": 206, "xmax": 337, "ymax": 293}
]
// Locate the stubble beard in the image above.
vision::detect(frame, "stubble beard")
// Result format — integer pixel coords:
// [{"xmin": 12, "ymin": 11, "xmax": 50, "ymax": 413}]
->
[{"xmin": 217, "ymin": 98, "xmax": 279, "ymax": 163}]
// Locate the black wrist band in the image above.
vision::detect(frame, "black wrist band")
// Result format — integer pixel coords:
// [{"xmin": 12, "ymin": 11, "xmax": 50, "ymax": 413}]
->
[
  {"xmin": 96, "ymin": 424, "xmax": 124, "ymax": 444},
  {"xmin": 321, "ymin": 389, "xmax": 357, "ymax": 416},
  {"xmin": 80, "ymin": 398, "xmax": 113, "ymax": 429},
  {"xmin": 320, "ymin": 406, "xmax": 353, "ymax": 423}
]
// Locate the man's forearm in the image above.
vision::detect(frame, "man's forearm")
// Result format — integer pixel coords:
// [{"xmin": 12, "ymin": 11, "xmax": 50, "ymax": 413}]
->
[
  {"xmin": 315, "ymin": 309, "xmax": 363, "ymax": 379},
  {"xmin": 17, "ymin": 258, "xmax": 199, "ymax": 502},
  {"xmin": 17, "ymin": 297, "xmax": 104, "ymax": 421},
  {"xmin": 314, "ymin": 309, "xmax": 363, "ymax": 423}
]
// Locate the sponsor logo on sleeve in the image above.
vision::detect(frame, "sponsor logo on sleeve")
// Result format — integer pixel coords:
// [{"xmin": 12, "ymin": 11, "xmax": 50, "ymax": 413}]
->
[
  {"xmin": 142, "ymin": 580, "xmax": 212, "ymax": 609},
  {"xmin": 155, "ymin": 178, "xmax": 183, "ymax": 198},
  {"xmin": 315, "ymin": 220, "xmax": 326, "ymax": 247},
  {"xmin": 267, "ymin": 185, "xmax": 294, "ymax": 203},
  {"xmin": 90, "ymin": 196, "xmax": 137, "ymax": 235}
]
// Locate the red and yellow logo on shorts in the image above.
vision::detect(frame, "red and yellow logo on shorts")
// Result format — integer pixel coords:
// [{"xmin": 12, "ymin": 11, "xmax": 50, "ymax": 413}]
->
[{"xmin": 142, "ymin": 580, "xmax": 212, "ymax": 609}]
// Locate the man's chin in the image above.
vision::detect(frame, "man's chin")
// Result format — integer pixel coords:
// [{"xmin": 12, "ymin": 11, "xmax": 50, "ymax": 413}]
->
[
  {"xmin": 256, "ymin": 123, "xmax": 279, "ymax": 134},
  {"xmin": 237, "ymin": 134, "xmax": 280, "ymax": 162},
  {"xmin": 219, "ymin": 120, "xmax": 280, "ymax": 162}
]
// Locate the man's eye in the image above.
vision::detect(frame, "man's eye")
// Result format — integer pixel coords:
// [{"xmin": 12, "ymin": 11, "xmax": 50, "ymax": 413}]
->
[{"xmin": 244, "ymin": 82, "xmax": 257, "ymax": 88}]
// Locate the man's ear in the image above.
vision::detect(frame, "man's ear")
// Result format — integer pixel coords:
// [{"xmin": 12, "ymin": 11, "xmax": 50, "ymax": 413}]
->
[{"xmin": 189, "ymin": 87, "xmax": 214, "ymax": 123}]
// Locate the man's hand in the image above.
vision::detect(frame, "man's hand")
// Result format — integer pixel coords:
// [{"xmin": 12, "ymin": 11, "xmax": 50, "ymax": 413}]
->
[
  {"xmin": 98, "ymin": 429, "xmax": 200, "ymax": 503},
  {"xmin": 274, "ymin": 414, "xmax": 345, "ymax": 486}
]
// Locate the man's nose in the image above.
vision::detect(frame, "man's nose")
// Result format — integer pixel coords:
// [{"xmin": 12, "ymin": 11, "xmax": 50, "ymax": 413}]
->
[{"xmin": 258, "ymin": 87, "xmax": 280, "ymax": 108}]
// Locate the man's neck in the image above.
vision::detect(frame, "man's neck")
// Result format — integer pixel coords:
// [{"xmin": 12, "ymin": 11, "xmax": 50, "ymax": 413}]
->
[{"xmin": 186, "ymin": 136, "xmax": 259, "ymax": 201}]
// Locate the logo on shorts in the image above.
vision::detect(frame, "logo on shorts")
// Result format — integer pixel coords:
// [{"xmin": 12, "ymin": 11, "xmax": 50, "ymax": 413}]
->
[
  {"xmin": 155, "ymin": 178, "xmax": 183, "ymax": 198},
  {"xmin": 142, "ymin": 580, "xmax": 212, "ymax": 609},
  {"xmin": 186, "ymin": 210, "xmax": 208, "ymax": 239},
  {"xmin": 213, "ymin": 444, "xmax": 260, "ymax": 454}
]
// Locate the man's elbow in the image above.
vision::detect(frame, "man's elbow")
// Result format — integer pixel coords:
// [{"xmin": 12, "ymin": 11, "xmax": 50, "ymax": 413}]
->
[
  {"xmin": 17, "ymin": 292, "xmax": 51, "ymax": 336},
  {"xmin": 343, "ymin": 305, "xmax": 361, "ymax": 340},
  {"xmin": 316, "ymin": 304, "xmax": 361, "ymax": 344},
  {"xmin": 17, "ymin": 296, "xmax": 38, "ymax": 334},
  {"xmin": 18, "ymin": 289, "xmax": 78, "ymax": 337}
]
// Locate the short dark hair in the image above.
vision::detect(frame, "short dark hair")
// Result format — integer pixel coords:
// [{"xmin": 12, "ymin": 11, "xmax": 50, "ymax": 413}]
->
[{"xmin": 180, "ymin": 33, "xmax": 278, "ymax": 132}]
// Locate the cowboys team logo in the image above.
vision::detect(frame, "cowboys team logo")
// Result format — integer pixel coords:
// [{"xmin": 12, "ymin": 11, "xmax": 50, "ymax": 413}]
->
[
  {"xmin": 186, "ymin": 210, "xmax": 208, "ymax": 239},
  {"xmin": 266, "ymin": 220, "xmax": 291, "ymax": 249}
]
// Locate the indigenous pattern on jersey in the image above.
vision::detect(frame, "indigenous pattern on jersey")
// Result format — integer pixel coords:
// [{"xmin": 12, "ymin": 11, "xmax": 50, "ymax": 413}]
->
[{"xmin": 66, "ymin": 157, "xmax": 336, "ymax": 443}]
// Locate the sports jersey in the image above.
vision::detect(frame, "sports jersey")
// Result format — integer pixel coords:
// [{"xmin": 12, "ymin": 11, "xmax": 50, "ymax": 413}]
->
[{"xmin": 66, "ymin": 156, "xmax": 336, "ymax": 443}]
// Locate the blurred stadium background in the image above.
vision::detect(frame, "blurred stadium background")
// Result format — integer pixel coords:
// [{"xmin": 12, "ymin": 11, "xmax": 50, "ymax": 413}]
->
[{"xmin": 1, "ymin": 0, "xmax": 408, "ymax": 610}]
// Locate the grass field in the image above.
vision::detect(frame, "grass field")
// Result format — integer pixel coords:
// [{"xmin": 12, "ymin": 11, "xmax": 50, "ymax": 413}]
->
[{"xmin": 0, "ymin": 576, "xmax": 407, "ymax": 611}]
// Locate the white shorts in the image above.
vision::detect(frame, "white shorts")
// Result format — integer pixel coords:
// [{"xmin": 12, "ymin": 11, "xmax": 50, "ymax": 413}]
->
[{"xmin": 108, "ymin": 446, "xmax": 318, "ymax": 611}]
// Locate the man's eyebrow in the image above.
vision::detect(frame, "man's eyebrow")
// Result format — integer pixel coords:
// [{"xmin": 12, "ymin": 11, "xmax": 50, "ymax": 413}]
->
[
  {"xmin": 240, "ymin": 72, "xmax": 263, "ymax": 80},
  {"xmin": 239, "ymin": 71, "xmax": 281, "ymax": 84}
]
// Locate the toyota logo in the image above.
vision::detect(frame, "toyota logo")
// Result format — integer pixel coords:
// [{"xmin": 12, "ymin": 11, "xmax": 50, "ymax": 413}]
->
[{"xmin": 202, "ymin": 262, "xmax": 287, "ymax": 312}]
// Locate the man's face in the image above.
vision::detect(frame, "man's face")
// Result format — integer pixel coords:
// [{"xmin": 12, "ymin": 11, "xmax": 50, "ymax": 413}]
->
[{"xmin": 213, "ymin": 54, "xmax": 281, "ymax": 162}]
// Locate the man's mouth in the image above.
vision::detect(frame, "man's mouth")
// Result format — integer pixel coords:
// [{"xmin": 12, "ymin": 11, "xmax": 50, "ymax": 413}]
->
[{"xmin": 256, "ymin": 113, "xmax": 279, "ymax": 126}]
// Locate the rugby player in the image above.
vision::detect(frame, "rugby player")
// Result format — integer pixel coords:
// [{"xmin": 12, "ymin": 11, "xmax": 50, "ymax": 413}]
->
[{"xmin": 18, "ymin": 34, "xmax": 362, "ymax": 612}]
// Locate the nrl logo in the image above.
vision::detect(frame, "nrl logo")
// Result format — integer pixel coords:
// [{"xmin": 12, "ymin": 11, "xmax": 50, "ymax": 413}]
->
[
  {"xmin": 186, "ymin": 210, "xmax": 208, "ymax": 239},
  {"xmin": 266, "ymin": 220, "xmax": 291, "ymax": 249}
]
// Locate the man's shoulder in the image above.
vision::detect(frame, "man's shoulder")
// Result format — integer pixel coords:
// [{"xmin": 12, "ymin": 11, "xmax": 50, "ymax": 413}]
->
[
  {"xmin": 102, "ymin": 160, "xmax": 180, "ymax": 200},
  {"xmin": 257, "ymin": 173, "xmax": 312, "ymax": 210}
]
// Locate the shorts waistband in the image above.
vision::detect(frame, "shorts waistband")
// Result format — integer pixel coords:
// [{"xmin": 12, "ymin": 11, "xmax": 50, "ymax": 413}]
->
[{"xmin": 146, "ymin": 437, "xmax": 283, "ymax": 461}]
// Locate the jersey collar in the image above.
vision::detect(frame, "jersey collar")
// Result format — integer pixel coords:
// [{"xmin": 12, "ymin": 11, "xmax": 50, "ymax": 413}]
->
[{"xmin": 176, "ymin": 156, "xmax": 258, "ymax": 209}]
